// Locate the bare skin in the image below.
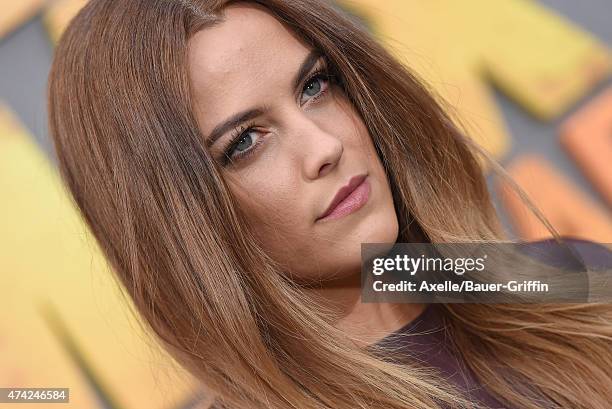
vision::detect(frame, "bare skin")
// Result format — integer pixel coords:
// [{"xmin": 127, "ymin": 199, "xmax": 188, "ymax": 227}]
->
[{"xmin": 188, "ymin": 3, "xmax": 425, "ymax": 346}]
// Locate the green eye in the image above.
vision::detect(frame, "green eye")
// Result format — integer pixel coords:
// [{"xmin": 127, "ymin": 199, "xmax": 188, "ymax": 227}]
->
[
  {"xmin": 300, "ymin": 72, "xmax": 329, "ymax": 104},
  {"xmin": 234, "ymin": 132, "xmax": 254, "ymax": 152},
  {"xmin": 222, "ymin": 127, "xmax": 263, "ymax": 166},
  {"xmin": 303, "ymin": 78, "xmax": 322, "ymax": 97}
]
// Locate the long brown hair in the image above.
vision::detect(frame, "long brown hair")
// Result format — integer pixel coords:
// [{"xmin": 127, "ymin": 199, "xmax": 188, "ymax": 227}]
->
[{"xmin": 47, "ymin": 0, "xmax": 612, "ymax": 408}]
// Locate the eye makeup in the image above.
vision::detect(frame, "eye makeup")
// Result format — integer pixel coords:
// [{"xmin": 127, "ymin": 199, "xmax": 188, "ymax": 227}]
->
[{"xmin": 218, "ymin": 58, "xmax": 337, "ymax": 167}]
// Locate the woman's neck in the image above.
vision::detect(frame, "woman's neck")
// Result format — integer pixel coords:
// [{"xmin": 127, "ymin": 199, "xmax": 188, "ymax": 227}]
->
[{"xmin": 304, "ymin": 271, "xmax": 427, "ymax": 346}]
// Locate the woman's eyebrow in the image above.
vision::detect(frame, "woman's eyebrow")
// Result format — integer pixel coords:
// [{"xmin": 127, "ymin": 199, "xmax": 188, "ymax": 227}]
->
[
  {"xmin": 205, "ymin": 49, "xmax": 323, "ymax": 148},
  {"xmin": 206, "ymin": 107, "xmax": 264, "ymax": 148}
]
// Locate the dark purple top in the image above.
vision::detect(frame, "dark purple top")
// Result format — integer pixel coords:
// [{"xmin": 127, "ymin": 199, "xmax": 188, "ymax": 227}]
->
[
  {"xmin": 374, "ymin": 238, "xmax": 612, "ymax": 408},
  {"xmin": 374, "ymin": 303, "xmax": 508, "ymax": 408}
]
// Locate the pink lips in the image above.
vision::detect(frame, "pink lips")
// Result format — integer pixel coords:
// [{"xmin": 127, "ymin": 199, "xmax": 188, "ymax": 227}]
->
[{"xmin": 316, "ymin": 174, "xmax": 370, "ymax": 222}]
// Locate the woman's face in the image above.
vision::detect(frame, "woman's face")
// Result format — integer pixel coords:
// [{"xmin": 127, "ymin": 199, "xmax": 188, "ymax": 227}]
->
[{"xmin": 188, "ymin": 3, "xmax": 398, "ymax": 281}]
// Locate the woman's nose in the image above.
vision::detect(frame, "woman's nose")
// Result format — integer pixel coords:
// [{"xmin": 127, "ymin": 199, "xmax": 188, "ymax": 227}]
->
[
  {"xmin": 290, "ymin": 115, "xmax": 344, "ymax": 180},
  {"xmin": 298, "ymin": 116, "xmax": 344, "ymax": 180}
]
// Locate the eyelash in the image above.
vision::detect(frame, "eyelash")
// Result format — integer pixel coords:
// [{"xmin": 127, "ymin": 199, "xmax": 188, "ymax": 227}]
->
[
  {"xmin": 221, "ymin": 67, "xmax": 335, "ymax": 166},
  {"xmin": 221, "ymin": 121, "xmax": 261, "ymax": 166}
]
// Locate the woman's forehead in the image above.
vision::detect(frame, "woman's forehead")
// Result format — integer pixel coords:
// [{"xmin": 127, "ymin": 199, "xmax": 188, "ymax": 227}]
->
[
  {"xmin": 187, "ymin": 4, "xmax": 313, "ymax": 135},
  {"xmin": 187, "ymin": 4, "xmax": 309, "ymax": 91}
]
